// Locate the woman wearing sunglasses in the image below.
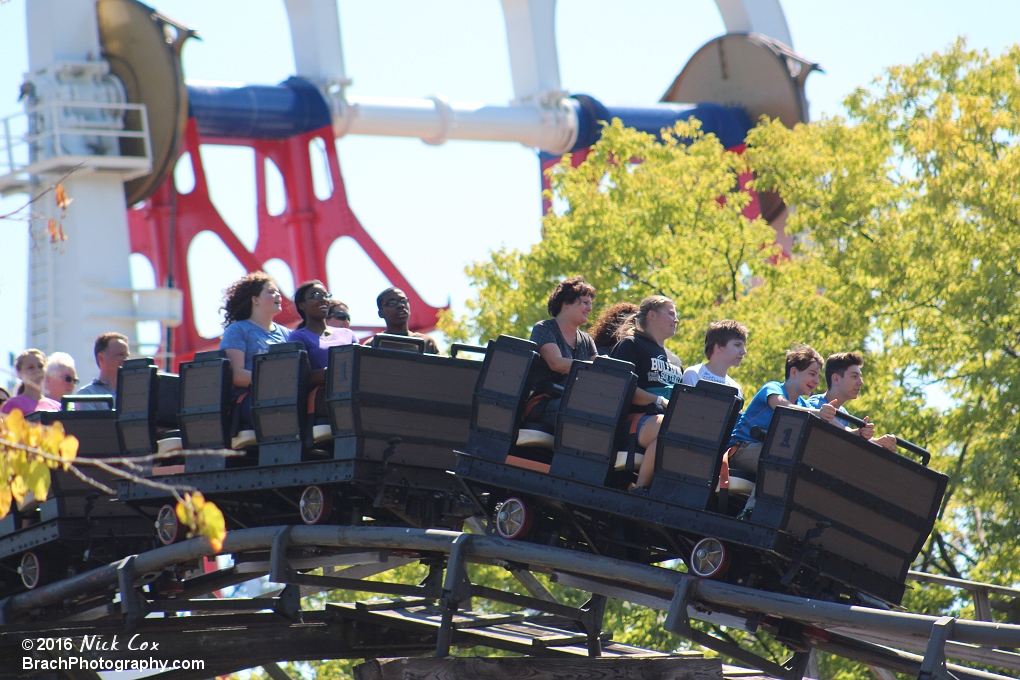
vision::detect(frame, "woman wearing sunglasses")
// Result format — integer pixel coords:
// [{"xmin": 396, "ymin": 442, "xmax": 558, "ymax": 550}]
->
[
  {"xmin": 43, "ymin": 352, "xmax": 79, "ymax": 406},
  {"xmin": 291, "ymin": 281, "xmax": 358, "ymax": 371},
  {"xmin": 325, "ymin": 301, "xmax": 351, "ymax": 329}
]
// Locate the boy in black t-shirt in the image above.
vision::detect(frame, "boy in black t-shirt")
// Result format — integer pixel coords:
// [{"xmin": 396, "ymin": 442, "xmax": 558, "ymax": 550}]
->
[{"xmin": 370, "ymin": 287, "xmax": 439, "ymax": 354}]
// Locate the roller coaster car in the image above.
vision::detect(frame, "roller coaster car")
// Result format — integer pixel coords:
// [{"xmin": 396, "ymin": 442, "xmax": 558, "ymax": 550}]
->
[
  {"xmin": 326, "ymin": 342, "xmax": 483, "ymax": 470},
  {"xmin": 176, "ymin": 350, "xmax": 238, "ymax": 472},
  {"xmin": 749, "ymin": 406, "xmax": 947, "ymax": 602},
  {"xmin": 251, "ymin": 342, "xmax": 316, "ymax": 466},
  {"xmin": 3, "ymin": 387, "xmax": 162, "ymax": 595},
  {"xmin": 117, "ymin": 357, "xmax": 182, "ymax": 467},
  {"xmin": 119, "ymin": 342, "xmax": 485, "ymax": 537},
  {"xmin": 457, "ymin": 337, "xmax": 947, "ymax": 606}
]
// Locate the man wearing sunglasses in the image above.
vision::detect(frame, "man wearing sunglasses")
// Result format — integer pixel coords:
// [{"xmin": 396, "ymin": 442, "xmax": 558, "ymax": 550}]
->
[{"xmin": 372, "ymin": 287, "xmax": 439, "ymax": 354}]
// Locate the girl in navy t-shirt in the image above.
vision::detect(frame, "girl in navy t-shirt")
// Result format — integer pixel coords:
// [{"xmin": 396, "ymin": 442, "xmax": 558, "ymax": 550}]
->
[{"xmin": 610, "ymin": 295, "xmax": 683, "ymax": 490}]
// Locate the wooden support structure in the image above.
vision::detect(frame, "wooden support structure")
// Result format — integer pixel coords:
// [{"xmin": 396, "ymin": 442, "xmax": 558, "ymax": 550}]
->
[{"xmin": 354, "ymin": 657, "xmax": 728, "ymax": 680}]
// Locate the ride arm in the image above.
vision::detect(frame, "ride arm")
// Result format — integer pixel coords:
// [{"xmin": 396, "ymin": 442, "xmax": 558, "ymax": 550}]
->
[{"xmin": 835, "ymin": 411, "xmax": 932, "ymax": 465}]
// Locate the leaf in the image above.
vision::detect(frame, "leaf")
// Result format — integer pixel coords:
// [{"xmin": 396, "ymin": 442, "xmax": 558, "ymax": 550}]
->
[
  {"xmin": 201, "ymin": 501, "xmax": 226, "ymax": 553},
  {"xmin": 59, "ymin": 435, "xmax": 78, "ymax": 470},
  {"xmin": 25, "ymin": 460, "xmax": 50, "ymax": 503},
  {"xmin": 3, "ymin": 409, "xmax": 28, "ymax": 445},
  {"xmin": 175, "ymin": 497, "xmax": 193, "ymax": 527},
  {"xmin": 55, "ymin": 183, "xmax": 73, "ymax": 213}
]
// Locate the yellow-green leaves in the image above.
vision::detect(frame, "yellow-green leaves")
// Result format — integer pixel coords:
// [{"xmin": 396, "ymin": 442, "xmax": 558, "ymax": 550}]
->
[
  {"xmin": 0, "ymin": 409, "xmax": 78, "ymax": 515},
  {"xmin": 176, "ymin": 491, "xmax": 227, "ymax": 553}
]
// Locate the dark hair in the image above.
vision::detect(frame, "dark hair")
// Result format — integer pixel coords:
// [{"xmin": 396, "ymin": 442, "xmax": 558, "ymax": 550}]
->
[
  {"xmin": 94, "ymin": 332, "xmax": 129, "ymax": 363},
  {"xmin": 221, "ymin": 272, "xmax": 275, "ymax": 328},
  {"xmin": 376, "ymin": 287, "xmax": 403, "ymax": 311},
  {"xmin": 704, "ymin": 320, "xmax": 748, "ymax": 359},
  {"xmin": 293, "ymin": 280, "xmax": 326, "ymax": 329},
  {"xmin": 547, "ymin": 276, "xmax": 596, "ymax": 317},
  {"xmin": 825, "ymin": 351, "xmax": 864, "ymax": 387},
  {"xmin": 784, "ymin": 343, "xmax": 823, "ymax": 379},
  {"xmin": 590, "ymin": 302, "xmax": 638, "ymax": 348}
]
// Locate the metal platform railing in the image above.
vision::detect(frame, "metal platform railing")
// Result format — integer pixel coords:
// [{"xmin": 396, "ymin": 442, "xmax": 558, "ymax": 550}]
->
[
  {"xmin": 908, "ymin": 569, "xmax": 1020, "ymax": 622},
  {"xmin": 1, "ymin": 526, "xmax": 1018, "ymax": 680},
  {"xmin": 0, "ymin": 100, "xmax": 152, "ymax": 196}
]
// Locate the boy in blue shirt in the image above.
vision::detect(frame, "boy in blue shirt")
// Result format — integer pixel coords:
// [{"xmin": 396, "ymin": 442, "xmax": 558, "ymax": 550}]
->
[
  {"xmin": 804, "ymin": 352, "xmax": 897, "ymax": 451},
  {"xmin": 728, "ymin": 344, "xmax": 837, "ymax": 475}
]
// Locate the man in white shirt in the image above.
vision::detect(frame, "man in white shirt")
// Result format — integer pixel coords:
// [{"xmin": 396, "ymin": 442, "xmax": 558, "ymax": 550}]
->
[{"xmin": 681, "ymin": 320, "xmax": 747, "ymax": 398}]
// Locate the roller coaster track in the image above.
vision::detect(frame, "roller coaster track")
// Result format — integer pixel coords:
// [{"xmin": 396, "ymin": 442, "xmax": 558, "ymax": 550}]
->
[{"xmin": 1, "ymin": 526, "xmax": 1018, "ymax": 680}]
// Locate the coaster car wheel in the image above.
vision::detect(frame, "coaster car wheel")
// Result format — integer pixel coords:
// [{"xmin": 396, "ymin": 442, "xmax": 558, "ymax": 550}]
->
[
  {"xmin": 156, "ymin": 504, "xmax": 181, "ymax": 546},
  {"xmin": 690, "ymin": 537, "xmax": 730, "ymax": 579},
  {"xmin": 19, "ymin": 551, "xmax": 44, "ymax": 590},
  {"xmin": 495, "ymin": 497, "xmax": 532, "ymax": 540},
  {"xmin": 300, "ymin": 485, "xmax": 332, "ymax": 525}
]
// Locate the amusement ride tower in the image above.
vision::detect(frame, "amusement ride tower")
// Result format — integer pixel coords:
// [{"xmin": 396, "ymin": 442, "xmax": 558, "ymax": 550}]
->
[{"xmin": 0, "ymin": 0, "xmax": 813, "ymax": 379}]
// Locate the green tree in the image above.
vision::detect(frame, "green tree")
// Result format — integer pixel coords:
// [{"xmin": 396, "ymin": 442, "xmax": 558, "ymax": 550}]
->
[
  {"xmin": 746, "ymin": 39, "xmax": 1020, "ymax": 587},
  {"xmin": 439, "ymin": 38, "xmax": 1020, "ymax": 677},
  {"xmin": 442, "ymin": 119, "xmax": 869, "ymax": 398}
]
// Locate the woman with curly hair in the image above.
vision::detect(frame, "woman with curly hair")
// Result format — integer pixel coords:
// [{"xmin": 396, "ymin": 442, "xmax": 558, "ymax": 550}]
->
[
  {"xmin": 219, "ymin": 273, "xmax": 291, "ymax": 432},
  {"xmin": 590, "ymin": 301, "xmax": 639, "ymax": 355},
  {"xmin": 522, "ymin": 276, "xmax": 598, "ymax": 431}
]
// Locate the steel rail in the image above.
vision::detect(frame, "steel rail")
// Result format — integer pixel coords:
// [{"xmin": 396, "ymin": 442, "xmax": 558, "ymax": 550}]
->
[{"xmin": 3, "ymin": 525, "xmax": 1019, "ymax": 654}]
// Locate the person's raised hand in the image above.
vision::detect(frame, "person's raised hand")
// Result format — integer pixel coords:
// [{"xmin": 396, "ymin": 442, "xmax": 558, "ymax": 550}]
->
[
  {"xmin": 858, "ymin": 416, "xmax": 875, "ymax": 440},
  {"xmin": 819, "ymin": 400, "xmax": 838, "ymax": 422}
]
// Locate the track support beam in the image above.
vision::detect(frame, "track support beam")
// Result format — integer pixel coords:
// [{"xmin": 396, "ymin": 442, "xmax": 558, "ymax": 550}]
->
[
  {"xmin": 918, "ymin": 616, "xmax": 959, "ymax": 680},
  {"xmin": 436, "ymin": 533, "xmax": 473, "ymax": 658}
]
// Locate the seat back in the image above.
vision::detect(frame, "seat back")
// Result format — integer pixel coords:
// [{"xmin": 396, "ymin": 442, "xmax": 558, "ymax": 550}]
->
[
  {"xmin": 178, "ymin": 350, "xmax": 233, "ymax": 452},
  {"xmin": 549, "ymin": 356, "xmax": 636, "ymax": 485},
  {"xmin": 327, "ymin": 343, "xmax": 481, "ymax": 469},
  {"xmin": 751, "ymin": 406, "xmax": 948, "ymax": 602},
  {"xmin": 24, "ymin": 409, "xmax": 134, "ymax": 522},
  {"xmin": 116, "ymin": 357, "xmax": 180, "ymax": 457},
  {"xmin": 251, "ymin": 342, "xmax": 311, "ymax": 465},
  {"xmin": 27, "ymin": 409, "xmax": 119, "ymax": 458},
  {"xmin": 370, "ymin": 333, "xmax": 425, "ymax": 353},
  {"xmin": 649, "ymin": 382, "xmax": 742, "ymax": 509},
  {"xmin": 465, "ymin": 335, "xmax": 541, "ymax": 463}
]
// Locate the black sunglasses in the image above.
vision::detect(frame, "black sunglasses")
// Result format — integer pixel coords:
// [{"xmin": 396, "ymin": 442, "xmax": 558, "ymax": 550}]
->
[
  {"xmin": 306, "ymin": 291, "xmax": 332, "ymax": 301},
  {"xmin": 330, "ymin": 312, "xmax": 350, "ymax": 321},
  {"xmin": 61, "ymin": 375, "xmax": 79, "ymax": 385}
]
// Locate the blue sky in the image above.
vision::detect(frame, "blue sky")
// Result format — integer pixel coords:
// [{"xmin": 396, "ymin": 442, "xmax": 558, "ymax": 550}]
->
[{"xmin": 1, "ymin": 0, "xmax": 1019, "ymax": 383}]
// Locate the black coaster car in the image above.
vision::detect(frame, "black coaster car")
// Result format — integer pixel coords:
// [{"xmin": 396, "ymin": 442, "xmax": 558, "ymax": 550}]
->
[{"xmin": 457, "ymin": 335, "xmax": 947, "ymax": 606}]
